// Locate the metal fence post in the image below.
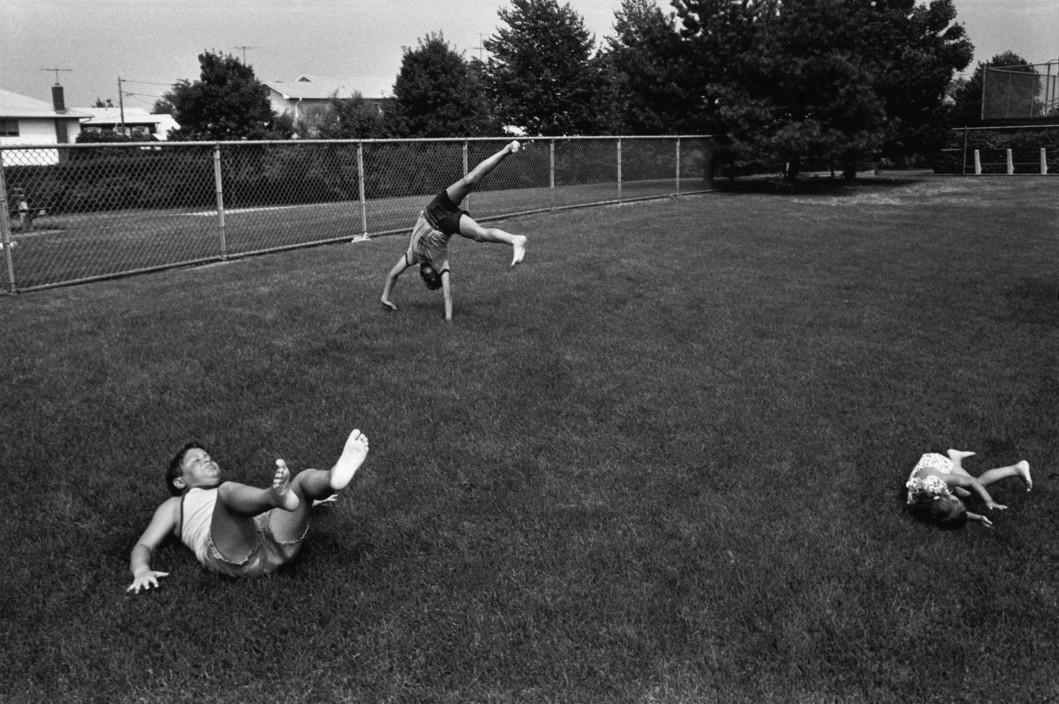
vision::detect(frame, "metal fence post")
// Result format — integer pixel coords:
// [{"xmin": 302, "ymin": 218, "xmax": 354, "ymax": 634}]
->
[
  {"xmin": 0, "ymin": 158, "xmax": 16, "ymax": 292},
  {"xmin": 617, "ymin": 138, "xmax": 623, "ymax": 202},
  {"xmin": 974, "ymin": 149, "xmax": 982, "ymax": 175},
  {"xmin": 357, "ymin": 141, "xmax": 368, "ymax": 238},
  {"xmin": 1041, "ymin": 147, "xmax": 1048, "ymax": 175},
  {"xmin": 1006, "ymin": 149, "xmax": 1014, "ymax": 174},
  {"xmin": 675, "ymin": 137, "xmax": 681, "ymax": 194},
  {"xmin": 962, "ymin": 128, "xmax": 969, "ymax": 176},
  {"xmin": 462, "ymin": 141, "xmax": 470, "ymax": 210},
  {"xmin": 212, "ymin": 144, "xmax": 228, "ymax": 259},
  {"xmin": 549, "ymin": 139, "xmax": 556, "ymax": 211}
]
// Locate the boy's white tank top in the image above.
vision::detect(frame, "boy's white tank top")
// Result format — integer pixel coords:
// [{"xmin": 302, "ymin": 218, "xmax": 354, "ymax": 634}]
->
[{"xmin": 180, "ymin": 487, "xmax": 217, "ymax": 563}]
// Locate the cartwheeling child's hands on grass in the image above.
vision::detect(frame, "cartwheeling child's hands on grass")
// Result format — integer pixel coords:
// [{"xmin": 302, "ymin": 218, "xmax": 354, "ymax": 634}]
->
[
  {"xmin": 985, "ymin": 501, "xmax": 1008, "ymax": 511},
  {"xmin": 968, "ymin": 512, "xmax": 994, "ymax": 528},
  {"xmin": 127, "ymin": 569, "xmax": 169, "ymax": 594}
]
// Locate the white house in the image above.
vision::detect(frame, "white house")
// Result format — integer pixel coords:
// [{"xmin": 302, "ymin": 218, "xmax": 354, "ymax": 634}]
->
[
  {"xmin": 264, "ymin": 75, "xmax": 392, "ymax": 123},
  {"xmin": 0, "ymin": 86, "xmax": 89, "ymax": 165},
  {"xmin": 78, "ymin": 107, "xmax": 180, "ymax": 140}
]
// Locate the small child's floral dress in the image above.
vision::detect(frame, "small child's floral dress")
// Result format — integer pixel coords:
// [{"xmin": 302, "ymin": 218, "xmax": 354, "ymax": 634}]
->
[{"xmin": 906, "ymin": 452, "xmax": 953, "ymax": 504}]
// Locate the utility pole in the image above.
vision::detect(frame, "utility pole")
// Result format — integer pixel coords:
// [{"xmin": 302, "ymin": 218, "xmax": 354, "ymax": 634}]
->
[{"xmin": 117, "ymin": 77, "xmax": 127, "ymax": 136}]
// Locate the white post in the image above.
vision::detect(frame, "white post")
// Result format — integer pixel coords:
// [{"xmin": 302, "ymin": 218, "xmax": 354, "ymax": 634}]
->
[
  {"xmin": 1006, "ymin": 149, "xmax": 1013, "ymax": 175},
  {"xmin": 974, "ymin": 150, "xmax": 982, "ymax": 175},
  {"xmin": 0, "ymin": 155, "xmax": 16, "ymax": 292},
  {"xmin": 1041, "ymin": 147, "xmax": 1048, "ymax": 175},
  {"xmin": 357, "ymin": 141, "xmax": 368, "ymax": 239},
  {"xmin": 213, "ymin": 144, "xmax": 227, "ymax": 259}
]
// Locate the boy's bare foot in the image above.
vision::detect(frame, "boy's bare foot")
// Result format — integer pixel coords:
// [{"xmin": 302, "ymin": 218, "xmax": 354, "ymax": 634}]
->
[
  {"xmin": 511, "ymin": 236, "xmax": 527, "ymax": 267},
  {"xmin": 331, "ymin": 430, "xmax": 369, "ymax": 491},
  {"xmin": 947, "ymin": 449, "xmax": 975, "ymax": 461},
  {"xmin": 271, "ymin": 460, "xmax": 301, "ymax": 512},
  {"xmin": 1015, "ymin": 460, "xmax": 1032, "ymax": 491}
]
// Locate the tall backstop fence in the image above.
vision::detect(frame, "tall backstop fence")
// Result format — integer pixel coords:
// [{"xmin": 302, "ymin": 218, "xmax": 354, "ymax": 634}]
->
[
  {"xmin": 0, "ymin": 136, "xmax": 713, "ymax": 293},
  {"xmin": 981, "ymin": 62, "xmax": 1059, "ymax": 121}
]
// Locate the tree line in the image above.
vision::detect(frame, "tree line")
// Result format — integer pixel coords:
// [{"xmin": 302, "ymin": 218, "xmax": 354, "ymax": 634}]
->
[{"xmin": 77, "ymin": 0, "xmax": 1040, "ymax": 180}]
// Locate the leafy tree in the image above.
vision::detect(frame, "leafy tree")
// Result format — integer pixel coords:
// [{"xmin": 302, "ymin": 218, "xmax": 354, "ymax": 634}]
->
[
  {"xmin": 484, "ymin": 0, "xmax": 603, "ymax": 135},
  {"xmin": 599, "ymin": 0, "xmax": 700, "ymax": 134},
  {"xmin": 296, "ymin": 93, "xmax": 392, "ymax": 139},
  {"xmin": 164, "ymin": 51, "xmax": 281, "ymax": 140},
  {"xmin": 390, "ymin": 33, "xmax": 496, "ymax": 137},
  {"xmin": 92, "ymin": 98, "xmax": 115, "ymax": 108},
  {"xmin": 674, "ymin": 0, "xmax": 972, "ymax": 179},
  {"xmin": 856, "ymin": 0, "xmax": 973, "ymax": 164},
  {"xmin": 152, "ymin": 96, "xmax": 176, "ymax": 116}
]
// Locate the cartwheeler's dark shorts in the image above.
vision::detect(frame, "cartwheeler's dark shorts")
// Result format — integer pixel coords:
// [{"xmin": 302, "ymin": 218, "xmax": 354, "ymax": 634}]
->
[{"xmin": 422, "ymin": 189, "xmax": 468, "ymax": 236}]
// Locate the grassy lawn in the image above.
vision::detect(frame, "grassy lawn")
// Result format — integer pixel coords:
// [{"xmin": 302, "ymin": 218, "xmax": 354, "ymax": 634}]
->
[{"xmin": 1, "ymin": 175, "xmax": 1056, "ymax": 703}]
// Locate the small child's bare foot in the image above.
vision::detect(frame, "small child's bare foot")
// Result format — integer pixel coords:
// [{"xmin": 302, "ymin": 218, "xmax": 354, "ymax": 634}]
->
[
  {"xmin": 511, "ymin": 236, "xmax": 527, "ymax": 267},
  {"xmin": 271, "ymin": 460, "xmax": 301, "ymax": 512},
  {"xmin": 947, "ymin": 449, "xmax": 976, "ymax": 461},
  {"xmin": 312, "ymin": 493, "xmax": 339, "ymax": 507},
  {"xmin": 1016, "ymin": 460, "xmax": 1032, "ymax": 491},
  {"xmin": 331, "ymin": 430, "xmax": 369, "ymax": 491}
]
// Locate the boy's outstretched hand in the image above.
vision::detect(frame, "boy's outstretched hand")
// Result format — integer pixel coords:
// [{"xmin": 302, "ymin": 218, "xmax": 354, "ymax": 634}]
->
[{"xmin": 128, "ymin": 569, "xmax": 169, "ymax": 594}]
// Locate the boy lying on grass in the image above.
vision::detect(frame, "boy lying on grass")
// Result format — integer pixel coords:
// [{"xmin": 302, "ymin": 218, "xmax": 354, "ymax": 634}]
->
[
  {"xmin": 906, "ymin": 448, "xmax": 1032, "ymax": 529},
  {"xmin": 128, "ymin": 429, "xmax": 369, "ymax": 593}
]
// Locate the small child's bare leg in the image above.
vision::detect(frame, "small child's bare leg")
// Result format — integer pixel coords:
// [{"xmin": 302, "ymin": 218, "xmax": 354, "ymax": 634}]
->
[
  {"xmin": 975, "ymin": 461, "xmax": 1032, "ymax": 491},
  {"xmin": 947, "ymin": 449, "xmax": 975, "ymax": 471}
]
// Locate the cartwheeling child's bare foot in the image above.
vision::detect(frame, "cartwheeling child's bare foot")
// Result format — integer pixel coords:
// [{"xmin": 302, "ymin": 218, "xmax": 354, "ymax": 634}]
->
[
  {"xmin": 381, "ymin": 297, "xmax": 398, "ymax": 312},
  {"xmin": 947, "ymin": 449, "xmax": 976, "ymax": 461},
  {"xmin": 508, "ymin": 140, "xmax": 521, "ymax": 154},
  {"xmin": 271, "ymin": 460, "xmax": 301, "ymax": 512},
  {"xmin": 511, "ymin": 236, "xmax": 527, "ymax": 267},
  {"xmin": 331, "ymin": 429, "xmax": 369, "ymax": 491},
  {"xmin": 1016, "ymin": 460, "xmax": 1032, "ymax": 491}
]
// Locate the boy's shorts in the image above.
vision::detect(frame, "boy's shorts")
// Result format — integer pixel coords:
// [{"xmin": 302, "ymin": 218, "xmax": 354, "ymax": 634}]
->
[
  {"xmin": 203, "ymin": 511, "xmax": 307, "ymax": 577},
  {"xmin": 423, "ymin": 189, "xmax": 468, "ymax": 236}
]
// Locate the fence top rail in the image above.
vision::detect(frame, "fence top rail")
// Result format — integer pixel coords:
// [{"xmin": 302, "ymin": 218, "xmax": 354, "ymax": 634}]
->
[
  {"xmin": 954, "ymin": 123, "xmax": 1059, "ymax": 132},
  {"xmin": 0, "ymin": 135, "xmax": 716, "ymax": 151}
]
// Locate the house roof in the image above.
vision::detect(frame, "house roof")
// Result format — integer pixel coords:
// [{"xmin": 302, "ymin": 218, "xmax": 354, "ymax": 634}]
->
[
  {"xmin": 0, "ymin": 87, "xmax": 90, "ymax": 119},
  {"xmin": 77, "ymin": 107, "xmax": 172, "ymax": 126},
  {"xmin": 264, "ymin": 75, "xmax": 391, "ymax": 100}
]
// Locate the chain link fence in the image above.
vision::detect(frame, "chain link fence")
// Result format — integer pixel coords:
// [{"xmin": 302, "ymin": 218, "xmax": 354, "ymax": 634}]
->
[
  {"xmin": 935, "ymin": 124, "xmax": 1059, "ymax": 175},
  {"xmin": 0, "ymin": 136, "xmax": 714, "ymax": 292}
]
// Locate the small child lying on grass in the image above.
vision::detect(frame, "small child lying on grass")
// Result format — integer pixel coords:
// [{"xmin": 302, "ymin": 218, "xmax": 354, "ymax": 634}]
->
[
  {"xmin": 128, "ymin": 429, "xmax": 369, "ymax": 592},
  {"xmin": 906, "ymin": 448, "xmax": 1031, "ymax": 529}
]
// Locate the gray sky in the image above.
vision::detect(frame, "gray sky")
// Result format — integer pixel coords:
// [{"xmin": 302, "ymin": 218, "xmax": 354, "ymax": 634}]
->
[{"xmin": 2, "ymin": 0, "xmax": 1057, "ymax": 109}]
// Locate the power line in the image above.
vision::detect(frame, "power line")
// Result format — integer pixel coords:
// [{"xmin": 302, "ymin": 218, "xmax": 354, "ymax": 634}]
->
[{"xmin": 120, "ymin": 78, "xmax": 175, "ymax": 87}]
